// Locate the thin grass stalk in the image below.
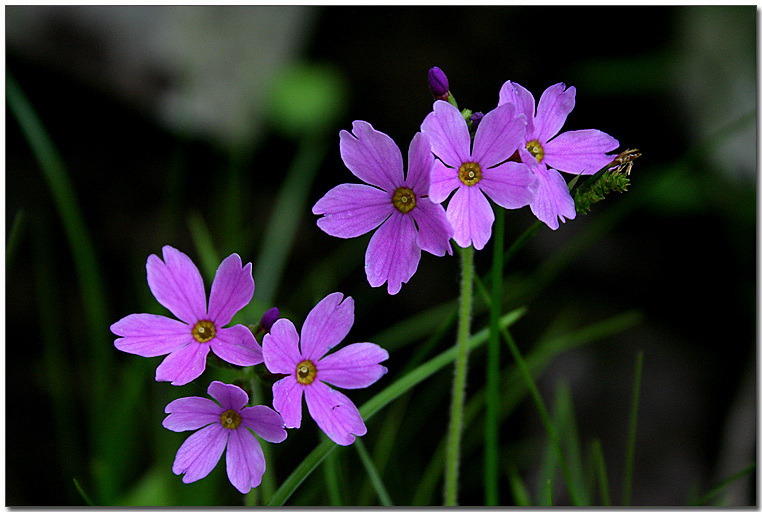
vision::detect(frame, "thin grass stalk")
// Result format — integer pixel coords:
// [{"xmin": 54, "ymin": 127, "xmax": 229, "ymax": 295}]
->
[
  {"xmin": 6, "ymin": 209, "xmax": 26, "ymax": 269},
  {"xmin": 484, "ymin": 207, "xmax": 504, "ymax": 505},
  {"xmin": 591, "ymin": 439, "xmax": 611, "ymax": 506},
  {"xmin": 354, "ymin": 438, "xmax": 393, "ymax": 506},
  {"xmin": 444, "ymin": 245, "xmax": 474, "ymax": 505},
  {"xmin": 621, "ymin": 350, "xmax": 644, "ymax": 505},
  {"xmin": 323, "ymin": 448, "xmax": 343, "ymax": 506},
  {"xmin": 502, "ymin": 327, "xmax": 581, "ymax": 505}
]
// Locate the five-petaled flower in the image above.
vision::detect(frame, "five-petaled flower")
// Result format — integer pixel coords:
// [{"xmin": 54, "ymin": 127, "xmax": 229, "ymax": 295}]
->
[
  {"xmin": 421, "ymin": 100, "xmax": 538, "ymax": 250},
  {"xmin": 163, "ymin": 381, "xmax": 287, "ymax": 493},
  {"xmin": 498, "ymin": 81, "xmax": 620, "ymax": 230},
  {"xmin": 111, "ymin": 246, "xmax": 263, "ymax": 386},
  {"xmin": 313, "ymin": 121, "xmax": 453, "ymax": 295},
  {"xmin": 262, "ymin": 292, "xmax": 388, "ymax": 445}
]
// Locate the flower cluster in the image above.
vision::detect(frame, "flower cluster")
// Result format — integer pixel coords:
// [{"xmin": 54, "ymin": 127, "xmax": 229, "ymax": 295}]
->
[
  {"xmin": 112, "ymin": 246, "xmax": 388, "ymax": 493},
  {"xmin": 313, "ymin": 68, "xmax": 619, "ymax": 291},
  {"xmin": 111, "ymin": 66, "xmax": 623, "ymax": 499}
]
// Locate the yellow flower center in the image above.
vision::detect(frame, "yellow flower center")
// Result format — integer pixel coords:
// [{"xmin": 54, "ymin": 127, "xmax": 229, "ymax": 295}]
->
[
  {"xmin": 526, "ymin": 140, "xmax": 544, "ymax": 163},
  {"xmin": 192, "ymin": 320, "xmax": 216, "ymax": 343},
  {"xmin": 220, "ymin": 409, "xmax": 242, "ymax": 430},
  {"xmin": 458, "ymin": 162, "xmax": 482, "ymax": 186},
  {"xmin": 296, "ymin": 359, "xmax": 317, "ymax": 385},
  {"xmin": 392, "ymin": 187, "xmax": 416, "ymax": 214}
]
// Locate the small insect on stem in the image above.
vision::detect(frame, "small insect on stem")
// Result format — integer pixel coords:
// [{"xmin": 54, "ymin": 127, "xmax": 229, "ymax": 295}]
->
[{"xmin": 611, "ymin": 148, "xmax": 641, "ymax": 176}]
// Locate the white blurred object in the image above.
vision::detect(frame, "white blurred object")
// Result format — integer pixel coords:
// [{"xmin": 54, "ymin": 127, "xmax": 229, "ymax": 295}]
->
[
  {"xmin": 6, "ymin": 5, "xmax": 317, "ymax": 150},
  {"xmin": 674, "ymin": 6, "xmax": 755, "ymax": 183}
]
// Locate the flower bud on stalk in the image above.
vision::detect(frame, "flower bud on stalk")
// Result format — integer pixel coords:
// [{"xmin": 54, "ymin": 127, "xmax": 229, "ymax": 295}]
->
[{"xmin": 428, "ymin": 66, "xmax": 459, "ymax": 108}]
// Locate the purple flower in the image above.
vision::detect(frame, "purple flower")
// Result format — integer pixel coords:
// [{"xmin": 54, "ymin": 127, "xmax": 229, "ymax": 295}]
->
[
  {"xmin": 312, "ymin": 121, "xmax": 453, "ymax": 295},
  {"xmin": 111, "ymin": 246, "xmax": 263, "ymax": 386},
  {"xmin": 262, "ymin": 292, "xmax": 388, "ymax": 446},
  {"xmin": 421, "ymin": 100, "xmax": 537, "ymax": 250},
  {"xmin": 498, "ymin": 81, "xmax": 620, "ymax": 230},
  {"xmin": 163, "ymin": 381, "xmax": 287, "ymax": 493}
]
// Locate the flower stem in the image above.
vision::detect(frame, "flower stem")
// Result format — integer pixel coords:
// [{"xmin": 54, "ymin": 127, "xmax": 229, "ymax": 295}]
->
[{"xmin": 444, "ymin": 245, "xmax": 474, "ymax": 506}]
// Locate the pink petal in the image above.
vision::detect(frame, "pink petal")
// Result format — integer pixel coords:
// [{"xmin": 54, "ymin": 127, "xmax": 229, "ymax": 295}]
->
[
  {"xmin": 207, "ymin": 254, "xmax": 254, "ymax": 327},
  {"xmin": 304, "ymin": 380, "xmax": 366, "ymax": 446},
  {"xmin": 240, "ymin": 405, "xmax": 288, "ymax": 443},
  {"xmin": 155, "ymin": 341, "xmax": 210, "ymax": 386},
  {"xmin": 300, "ymin": 292, "xmax": 354, "ymax": 361},
  {"xmin": 364, "ymin": 213, "xmax": 421, "ymax": 295},
  {"xmin": 339, "ymin": 120, "xmax": 403, "ymax": 192},
  {"xmin": 528, "ymin": 163, "xmax": 577, "ymax": 230},
  {"xmin": 420, "ymin": 100, "xmax": 471, "ymax": 168},
  {"xmin": 226, "ymin": 428, "xmax": 265, "ymax": 493},
  {"xmin": 210, "ymin": 324, "xmax": 263, "ymax": 367},
  {"xmin": 271, "ymin": 376, "xmax": 304, "ymax": 429},
  {"xmin": 112, "ymin": 313, "xmax": 191, "ymax": 357},
  {"xmin": 427, "ymin": 159, "xmax": 460, "ymax": 204},
  {"xmin": 472, "ymin": 102, "xmax": 526, "ymax": 168},
  {"xmin": 410, "ymin": 198, "xmax": 454, "ymax": 256},
  {"xmin": 535, "ymin": 83, "xmax": 576, "ymax": 143},
  {"xmin": 498, "ymin": 80, "xmax": 536, "ymax": 136},
  {"xmin": 207, "ymin": 380, "xmax": 251, "ymax": 411},
  {"xmin": 446, "ymin": 185, "xmax": 495, "ymax": 250},
  {"xmin": 479, "ymin": 161, "xmax": 538, "ymax": 210},
  {"xmin": 403, "ymin": 131, "xmax": 434, "ymax": 191},
  {"xmin": 146, "ymin": 246, "xmax": 207, "ymax": 325},
  {"xmin": 163, "ymin": 396, "xmax": 222, "ymax": 432},
  {"xmin": 313, "ymin": 183, "xmax": 393, "ymax": 238},
  {"xmin": 544, "ymin": 129, "xmax": 619, "ymax": 175},
  {"xmin": 262, "ymin": 319, "xmax": 302, "ymax": 375},
  {"xmin": 317, "ymin": 342, "xmax": 389, "ymax": 389},
  {"xmin": 172, "ymin": 423, "xmax": 228, "ymax": 484}
]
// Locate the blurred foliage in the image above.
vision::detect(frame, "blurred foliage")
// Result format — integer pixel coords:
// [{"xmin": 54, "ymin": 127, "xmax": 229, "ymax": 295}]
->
[{"xmin": 6, "ymin": 5, "xmax": 755, "ymax": 506}]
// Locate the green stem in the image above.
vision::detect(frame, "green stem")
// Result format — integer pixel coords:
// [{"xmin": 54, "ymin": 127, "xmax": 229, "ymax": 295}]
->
[
  {"xmin": 484, "ymin": 208, "xmax": 503, "ymax": 505},
  {"xmin": 444, "ymin": 245, "xmax": 474, "ymax": 506}
]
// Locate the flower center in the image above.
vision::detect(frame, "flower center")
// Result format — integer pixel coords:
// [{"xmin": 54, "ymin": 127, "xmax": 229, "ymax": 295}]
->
[
  {"xmin": 526, "ymin": 140, "xmax": 544, "ymax": 162},
  {"xmin": 220, "ymin": 409, "xmax": 242, "ymax": 430},
  {"xmin": 192, "ymin": 320, "xmax": 216, "ymax": 343},
  {"xmin": 391, "ymin": 187, "xmax": 416, "ymax": 214},
  {"xmin": 295, "ymin": 359, "xmax": 317, "ymax": 385},
  {"xmin": 458, "ymin": 162, "xmax": 482, "ymax": 186}
]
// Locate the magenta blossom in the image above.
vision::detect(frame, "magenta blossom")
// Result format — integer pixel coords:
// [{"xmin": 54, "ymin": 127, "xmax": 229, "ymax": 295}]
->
[
  {"xmin": 313, "ymin": 121, "xmax": 453, "ymax": 295},
  {"xmin": 421, "ymin": 100, "xmax": 537, "ymax": 250},
  {"xmin": 498, "ymin": 81, "xmax": 620, "ymax": 230},
  {"xmin": 111, "ymin": 246, "xmax": 263, "ymax": 386},
  {"xmin": 164, "ymin": 381, "xmax": 287, "ymax": 493},
  {"xmin": 262, "ymin": 292, "xmax": 388, "ymax": 446}
]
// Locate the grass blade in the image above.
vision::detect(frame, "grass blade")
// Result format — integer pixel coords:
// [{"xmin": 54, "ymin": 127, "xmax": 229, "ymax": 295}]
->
[
  {"xmin": 590, "ymin": 439, "xmax": 611, "ymax": 506},
  {"xmin": 72, "ymin": 478, "xmax": 95, "ymax": 506},
  {"xmin": 323, "ymin": 448, "xmax": 343, "ymax": 506},
  {"xmin": 621, "ymin": 350, "xmax": 644, "ymax": 505},
  {"xmin": 507, "ymin": 466, "xmax": 532, "ymax": 506},
  {"xmin": 187, "ymin": 211, "xmax": 221, "ymax": 281},
  {"xmin": 692, "ymin": 463, "xmax": 756, "ymax": 506},
  {"xmin": 6, "ymin": 208, "xmax": 26, "ymax": 269},
  {"xmin": 354, "ymin": 438, "xmax": 393, "ymax": 506}
]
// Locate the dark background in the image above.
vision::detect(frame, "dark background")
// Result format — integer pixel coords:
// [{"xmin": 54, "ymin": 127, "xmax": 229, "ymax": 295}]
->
[{"xmin": 6, "ymin": 6, "xmax": 756, "ymax": 506}]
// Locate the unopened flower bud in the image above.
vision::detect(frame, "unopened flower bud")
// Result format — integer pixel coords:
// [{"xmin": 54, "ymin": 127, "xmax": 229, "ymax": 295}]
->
[
  {"xmin": 428, "ymin": 67, "xmax": 450, "ymax": 101},
  {"xmin": 469, "ymin": 112, "xmax": 484, "ymax": 131},
  {"xmin": 259, "ymin": 307, "xmax": 280, "ymax": 333}
]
